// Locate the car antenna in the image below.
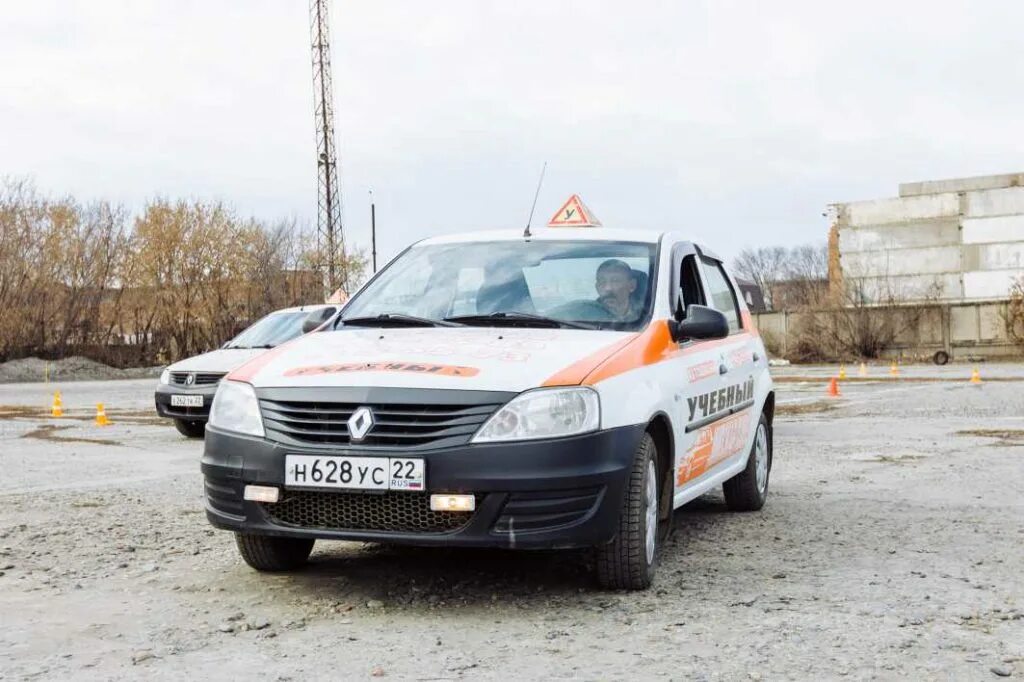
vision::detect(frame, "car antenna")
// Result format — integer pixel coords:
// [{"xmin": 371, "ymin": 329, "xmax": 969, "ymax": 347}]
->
[{"xmin": 523, "ymin": 161, "xmax": 547, "ymax": 238}]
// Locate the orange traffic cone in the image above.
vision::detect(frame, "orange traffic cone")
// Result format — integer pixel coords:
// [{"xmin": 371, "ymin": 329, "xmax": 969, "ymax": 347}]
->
[
  {"xmin": 858, "ymin": 362, "xmax": 868, "ymax": 377},
  {"xmin": 94, "ymin": 403, "xmax": 111, "ymax": 426},
  {"xmin": 970, "ymin": 367, "xmax": 982, "ymax": 385},
  {"xmin": 838, "ymin": 365, "xmax": 848, "ymax": 380},
  {"xmin": 826, "ymin": 377, "xmax": 841, "ymax": 397},
  {"xmin": 889, "ymin": 361, "xmax": 899, "ymax": 377},
  {"xmin": 51, "ymin": 391, "xmax": 63, "ymax": 418}
]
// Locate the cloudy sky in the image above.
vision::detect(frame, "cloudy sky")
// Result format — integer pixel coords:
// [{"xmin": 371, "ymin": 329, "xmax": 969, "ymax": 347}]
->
[{"xmin": 3, "ymin": 1, "xmax": 1023, "ymax": 265}]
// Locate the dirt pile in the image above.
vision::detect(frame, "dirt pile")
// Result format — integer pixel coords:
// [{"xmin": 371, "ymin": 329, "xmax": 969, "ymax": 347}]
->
[{"xmin": 0, "ymin": 356, "xmax": 161, "ymax": 384}]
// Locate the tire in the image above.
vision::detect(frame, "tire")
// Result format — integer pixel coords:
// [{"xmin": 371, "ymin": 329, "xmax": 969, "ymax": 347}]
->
[
  {"xmin": 933, "ymin": 350, "xmax": 950, "ymax": 366},
  {"xmin": 234, "ymin": 533, "xmax": 315, "ymax": 572},
  {"xmin": 173, "ymin": 419, "xmax": 206, "ymax": 439},
  {"xmin": 723, "ymin": 412, "xmax": 771, "ymax": 512},
  {"xmin": 595, "ymin": 433, "xmax": 660, "ymax": 590}
]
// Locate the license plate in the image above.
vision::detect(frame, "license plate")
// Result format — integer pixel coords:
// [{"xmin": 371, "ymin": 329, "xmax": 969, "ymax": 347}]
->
[
  {"xmin": 284, "ymin": 455, "xmax": 425, "ymax": 491},
  {"xmin": 170, "ymin": 395, "xmax": 204, "ymax": 407}
]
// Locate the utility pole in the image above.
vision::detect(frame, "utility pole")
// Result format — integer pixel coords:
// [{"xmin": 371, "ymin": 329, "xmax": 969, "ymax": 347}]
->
[
  {"xmin": 370, "ymin": 190, "xmax": 377, "ymax": 273},
  {"xmin": 309, "ymin": 0, "xmax": 346, "ymax": 295}
]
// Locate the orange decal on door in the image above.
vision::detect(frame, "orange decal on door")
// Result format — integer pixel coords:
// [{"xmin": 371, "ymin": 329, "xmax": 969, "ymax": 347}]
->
[{"xmin": 677, "ymin": 409, "xmax": 751, "ymax": 485}]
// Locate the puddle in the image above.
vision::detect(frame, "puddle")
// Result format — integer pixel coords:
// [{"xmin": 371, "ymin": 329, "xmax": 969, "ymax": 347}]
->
[
  {"xmin": 21, "ymin": 424, "xmax": 123, "ymax": 447},
  {"xmin": 956, "ymin": 429, "xmax": 1024, "ymax": 446}
]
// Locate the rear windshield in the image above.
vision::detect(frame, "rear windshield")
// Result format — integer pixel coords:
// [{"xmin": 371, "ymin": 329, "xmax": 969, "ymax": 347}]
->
[{"xmin": 341, "ymin": 240, "xmax": 657, "ymax": 331}]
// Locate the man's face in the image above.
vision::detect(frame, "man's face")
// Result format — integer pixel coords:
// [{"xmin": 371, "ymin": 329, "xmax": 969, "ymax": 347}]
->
[{"xmin": 596, "ymin": 266, "xmax": 636, "ymax": 312}]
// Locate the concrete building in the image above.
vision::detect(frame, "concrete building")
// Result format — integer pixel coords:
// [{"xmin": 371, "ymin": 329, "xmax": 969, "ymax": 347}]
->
[{"xmin": 829, "ymin": 172, "xmax": 1024, "ymax": 304}]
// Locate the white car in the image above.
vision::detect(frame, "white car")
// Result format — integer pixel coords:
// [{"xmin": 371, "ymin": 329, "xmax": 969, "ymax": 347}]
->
[
  {"xmin": 155, "ymin": 304, "xmax": 337, "ymax": 438},
  {"xmin": 202, "ymin": 223, "xmax": 774, "ymax": 589}
]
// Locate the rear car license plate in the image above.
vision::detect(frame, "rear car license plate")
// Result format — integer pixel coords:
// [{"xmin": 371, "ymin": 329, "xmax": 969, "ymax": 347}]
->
[
  {"xmin": 284, "ymin": 455, "xmax": 425, "ymax": 491},
  {"xmin": 170, "ymin": 395, "xmax": 204, "ymax": 408}
]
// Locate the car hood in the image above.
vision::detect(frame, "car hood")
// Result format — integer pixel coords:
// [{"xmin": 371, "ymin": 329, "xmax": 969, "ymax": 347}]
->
[
  {"xmin": 229, "ymin": 327, "xmax": 636, "ymax": 393},
  {"xmin": 166, "ymin": 348, "xmax": 270, "ymax": 374}
]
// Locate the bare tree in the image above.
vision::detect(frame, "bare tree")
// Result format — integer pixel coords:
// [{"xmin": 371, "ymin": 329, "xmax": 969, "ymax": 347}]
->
[{"xmin": 733, "ymin": 243, "xmax": 827, "ymax": 310}]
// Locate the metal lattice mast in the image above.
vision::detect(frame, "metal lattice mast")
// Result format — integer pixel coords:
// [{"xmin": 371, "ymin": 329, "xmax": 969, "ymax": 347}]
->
[{"xmin": 310, "ymin": 0, "xmax": 346, "ymax": 294}]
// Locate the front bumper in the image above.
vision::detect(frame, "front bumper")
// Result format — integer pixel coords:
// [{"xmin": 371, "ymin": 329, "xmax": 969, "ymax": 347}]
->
[
  {"xmin": 155, "ymin": 384, "xmax": 218, "ymax": 422},
  {"xmin": 201, "ymin": 424, "xmax": 646, "ymax": 550}
]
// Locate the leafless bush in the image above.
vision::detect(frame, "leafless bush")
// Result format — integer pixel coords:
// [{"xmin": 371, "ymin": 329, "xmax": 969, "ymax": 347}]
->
[
  {"xmin": 1005, "ymin": 275, "xmax": 1024, "ymax": 348},
  {"xmin": 788, "ymin": 277, "xmax": 939, "ymax": 361}
]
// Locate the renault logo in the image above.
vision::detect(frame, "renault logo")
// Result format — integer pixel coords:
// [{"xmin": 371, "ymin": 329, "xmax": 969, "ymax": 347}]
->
[
  {"xmin": 185, "ymin": 373, "xmax": 196, "ymax": 386},
  {"xmin": 348, "ymin": 406, "xmax": 374, "ymax": 442}
]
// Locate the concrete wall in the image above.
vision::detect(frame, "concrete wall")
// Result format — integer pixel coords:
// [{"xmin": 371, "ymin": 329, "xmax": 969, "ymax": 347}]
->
[
  {"xmin": 755, "ymin": 301, "xmax": 1022, "ymax": 361},
  {"xmin": 832, "ymin": 174, "xmax": 1024, "ymax": 304}
]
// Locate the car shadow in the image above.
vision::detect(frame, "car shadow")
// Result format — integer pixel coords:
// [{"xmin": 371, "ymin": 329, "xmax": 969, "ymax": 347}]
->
[{"xmin": 271, "ymin": 492, "xmax": 732, "ymax": 604}]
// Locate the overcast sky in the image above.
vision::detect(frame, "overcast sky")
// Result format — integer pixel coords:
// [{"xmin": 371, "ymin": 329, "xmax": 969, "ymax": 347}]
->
[{"xmin": 3, "ymin": 1, "xmax": 1023, "ymax": 265}]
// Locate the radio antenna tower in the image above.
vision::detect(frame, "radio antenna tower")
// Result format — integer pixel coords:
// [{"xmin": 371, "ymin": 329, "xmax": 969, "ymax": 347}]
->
[{"xmin": 310, "ymin": 0, "xmax": 346, "ymax": 294}]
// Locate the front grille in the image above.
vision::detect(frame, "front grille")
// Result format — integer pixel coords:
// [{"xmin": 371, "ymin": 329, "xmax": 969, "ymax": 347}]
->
[
  {"xmin": 170, "ymin": 372, "xmax": 225, "ymax": 386},
  {"xmin": 259, "ymin": 399, "xmax": 501, "ymax": 449},
  {"xmin": 261, "ymin": 491, "xmax": 476, "ymax": 533},
  {"xmin": 493, "ymin": 487, "xmax": 603, "ymax": 533}
]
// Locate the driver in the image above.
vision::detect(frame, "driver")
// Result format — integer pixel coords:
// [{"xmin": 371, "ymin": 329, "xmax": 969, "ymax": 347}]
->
[{"xmin": 595, "ymin": 259, "xmax": 641, "ymax": 322}]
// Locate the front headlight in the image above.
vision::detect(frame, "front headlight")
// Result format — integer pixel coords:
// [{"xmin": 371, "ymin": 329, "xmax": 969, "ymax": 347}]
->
[
  {"xmin": 159, "ymin": 369, "xmax": 171, "ymax": 385},
  {"xmin": 208, "ymin": 380, "xmax": 265, "ymax": 438},
  {"xmin": 472, "ymin": 387, "xmax": 600, "ymax": 443}
]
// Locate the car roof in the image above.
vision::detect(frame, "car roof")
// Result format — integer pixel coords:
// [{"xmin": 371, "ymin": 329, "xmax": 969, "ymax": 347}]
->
[
  {"xmin": 270, "ymin": 303, "xmax": 334, "ymax": 315},
  {"xmin": 418, "ymin": 227, "xmax": 666, "ymax": 246}
]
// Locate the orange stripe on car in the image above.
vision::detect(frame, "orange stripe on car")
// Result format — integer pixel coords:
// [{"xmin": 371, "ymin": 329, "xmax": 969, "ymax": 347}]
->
[{"xmin": 542, "ymin": 320, "xmax": 752, "ymax": 387}]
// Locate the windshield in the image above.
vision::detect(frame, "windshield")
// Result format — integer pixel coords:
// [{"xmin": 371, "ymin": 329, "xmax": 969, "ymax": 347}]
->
[
  {"xmin": 225, "ymin": 312, "xmax": 310, "ymax": 348},
  {"xmin": 341, "ymin": 240, "xmax": 657, "ymax": 331}
]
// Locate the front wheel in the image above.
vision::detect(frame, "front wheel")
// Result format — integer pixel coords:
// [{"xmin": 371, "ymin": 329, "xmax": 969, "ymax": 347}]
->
[
  {"xmin": 234, "ymin": 533, "xmax": 314, "ymax": 572},
  {"xmin": 723, "ymin": 412, "xmax": 771, "ymax": 511},
  {"xmin": 595, "ymin": 433, "xmax": 660, "ymax": 590}
]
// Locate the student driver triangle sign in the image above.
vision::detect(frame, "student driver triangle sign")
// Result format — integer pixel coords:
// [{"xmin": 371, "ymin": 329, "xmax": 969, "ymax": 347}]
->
[{"xmin": 547, "ymin": 194, "xmax": 602, "ymax": 227}]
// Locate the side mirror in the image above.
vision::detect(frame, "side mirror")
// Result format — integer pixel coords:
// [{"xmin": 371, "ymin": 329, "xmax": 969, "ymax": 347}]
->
[
  {"xmin": 301, "ymin": 307, "xmax": 336, "ymax": 334},
  {"xmin": 667, "ymin": 304, "xmax": 729, "ymax": 343}
]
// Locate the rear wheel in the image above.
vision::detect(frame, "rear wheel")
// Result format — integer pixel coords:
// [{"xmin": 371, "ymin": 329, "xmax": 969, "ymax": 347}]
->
[
  {"xmin": 595, "ymin": 433, "xmax": 660, "ymax": 590},
  {"xmin": 723, "ymin": 412, "xmax": 771, "ymax": 511},
  {"xmin": 173, "ymin": 419, "xmax": 206, "ymax": 439},
  {"xmin": 234, "ymin": 533, "xmax": 314, "ymax": 572}
]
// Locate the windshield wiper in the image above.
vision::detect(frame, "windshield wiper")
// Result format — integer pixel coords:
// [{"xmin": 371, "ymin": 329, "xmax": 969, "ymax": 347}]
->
[
  {"xmin": 225, "ymin": 344, "xmax": 275, "ymax": 349},
  {"xmin": 444, "ymin": 312, "xmax": 594, "ymax": 330},
  {"xmin": 341, "ymin": 313, "xmax": 463, "ymax": 328}
]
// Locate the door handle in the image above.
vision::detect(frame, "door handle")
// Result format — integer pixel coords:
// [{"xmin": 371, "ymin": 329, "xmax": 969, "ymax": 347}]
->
[
  {"xmin": 752, "ymin": 352, "xmax": 760, "ymax": 363},
  {"xmin": 719, "ymin": 363, "xmax": 729, "ymax": 375}
]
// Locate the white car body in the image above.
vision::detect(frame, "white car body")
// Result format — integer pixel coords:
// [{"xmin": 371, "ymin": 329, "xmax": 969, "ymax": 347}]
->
[{"xmin": 203, "ymin": 226, "xmax": 775, "ymax": 588}]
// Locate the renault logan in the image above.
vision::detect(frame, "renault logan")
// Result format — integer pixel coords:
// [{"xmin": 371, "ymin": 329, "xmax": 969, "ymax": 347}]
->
[{"xmin": 202, "ymin": 227, "xmax": 774, "ymax": 589}]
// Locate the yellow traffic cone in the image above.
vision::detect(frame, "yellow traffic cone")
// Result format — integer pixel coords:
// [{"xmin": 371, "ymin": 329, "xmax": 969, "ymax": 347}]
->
[
  {"xmin": 889, "ymin": 361, "xmax": 899, "ymax": 377},
  {"xmin": 970, "ymin": 367, "xmax": 982, "ymax": 385},
  {"xmin": 51, "ymin": 391, "xmax": 63, "ymax": 418},
  {"xmin": 95, "ymin": 403, "xmax": 111, "ymax": 426},
  {"xmin": 838, "ymin": 365, "xmax": 847, "ymax": 380},
  {"xmin": 858, "ymin": 362, "xmax": 868, "ymax": 377}
]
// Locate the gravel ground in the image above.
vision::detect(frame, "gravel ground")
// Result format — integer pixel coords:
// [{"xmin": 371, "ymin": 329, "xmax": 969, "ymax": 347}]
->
[{"xmin": 1, "ymin": 369, "xmax": 1022, "ymax": 680}]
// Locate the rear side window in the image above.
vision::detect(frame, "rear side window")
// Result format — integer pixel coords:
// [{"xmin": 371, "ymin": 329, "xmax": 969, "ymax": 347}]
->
[{"xmin": 700, "ymin": 257, "xmax": 742, "ymax": 333}]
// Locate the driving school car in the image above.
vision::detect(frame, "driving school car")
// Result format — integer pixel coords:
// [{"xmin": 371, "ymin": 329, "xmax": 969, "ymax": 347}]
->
[
  {"xmin": 155, "ymin": 304, "xmax": 336, "ymax": 438},
  {"xmin": 202, "ymin": 202, "xmax": 774, "ymax": 589}
]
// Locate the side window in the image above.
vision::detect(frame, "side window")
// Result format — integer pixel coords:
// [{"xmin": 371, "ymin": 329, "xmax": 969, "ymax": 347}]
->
[
  {"xmin": 700, "ymin": 257, "xmax": 742, "ymax": 332},
  {"xmin": 679, "ymin": 255, "xmax": 706, "ymax": 313}
]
